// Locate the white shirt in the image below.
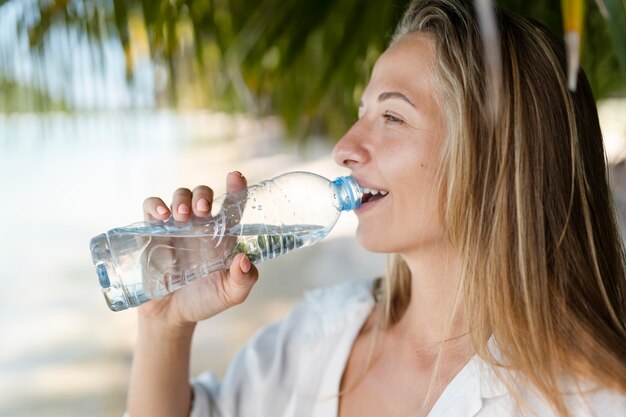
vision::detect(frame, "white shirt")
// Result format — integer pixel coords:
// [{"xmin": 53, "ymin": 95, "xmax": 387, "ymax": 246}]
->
[{"xmin": 130, "ymin": 279, "xmax": 626, "ymax": 417}]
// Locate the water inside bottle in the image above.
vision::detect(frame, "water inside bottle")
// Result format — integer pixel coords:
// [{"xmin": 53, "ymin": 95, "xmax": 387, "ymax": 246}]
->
[
  {"xmin": 231, "ymin": 224, "xmax": 329, "ymax": 263},
  {"xmin": 95, "ymin": 223, "xmax": 329, "ymax": 310}
]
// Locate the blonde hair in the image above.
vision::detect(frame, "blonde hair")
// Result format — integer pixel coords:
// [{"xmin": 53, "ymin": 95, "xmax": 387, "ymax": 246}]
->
[{"xmin": 379, "ymin": 0, "xmax": 626, "ymax": 415}]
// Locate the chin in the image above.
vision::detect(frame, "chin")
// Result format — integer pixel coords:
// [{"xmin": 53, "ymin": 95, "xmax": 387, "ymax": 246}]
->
[
  {"xmin": 356, "ymin": 226, "xmax": 446, "ymax": 255},
  {"xmin": 355, "ymin": 230, "xmax": 396, "ymax": 253}
]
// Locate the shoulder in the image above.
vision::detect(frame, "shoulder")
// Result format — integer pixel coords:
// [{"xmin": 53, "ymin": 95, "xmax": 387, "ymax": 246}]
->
[
  {"xmin": 301, "ymin": 277, "xmax": 377, "ymax": 322},
  {"xmin": 251, "ymin": 277, "xmax": 377, "ymax": 348},
  {"xmin": 480, "ymin": 386, "xmax": 626, "ymax": 417},
  {"xmin": 475, "ymin": 346, "xmax": 626, "ymax": 417},
  {"xmin": 219, "ymin": 278, "xmax": 377, "ymax": 373},
  {"xmin": 197, "ymin": 278, "xmax": 377, "ymax": 415},
  {"xmin": 558, "ymin": 384, "xmax": 626, "ymax": 417},
  {"xmin": 477, "ymin": 359, "xmax": 626, "ymax": 417}
]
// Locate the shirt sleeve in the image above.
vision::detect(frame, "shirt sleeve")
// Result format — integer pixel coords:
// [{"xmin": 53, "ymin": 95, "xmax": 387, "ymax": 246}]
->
[
  {"xmin": 189, "ymin": 372, "xmax": 221, "ymax": 417},
  {"xmin": 186, "ymin": 302, "xmax": 317, "ymax": 417},
  {"xmin": 122, "ymin": 279, "xmax": 374, "ymax": 417}
]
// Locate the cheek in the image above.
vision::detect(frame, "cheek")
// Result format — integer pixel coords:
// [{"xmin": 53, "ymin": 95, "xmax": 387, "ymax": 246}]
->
[
  {"xmin": 389, "ymin": 153, "xmax": 443, "ymax": 244},
  {"xmin": 401, "ymin": 172, "xmax": 442, "ymax": 230},
  {"xmin": 355, "ymin": 140, "xmax": 444, "ymax": 253},
  {"xmin": 378, "ymin": 140, "xmax": 440, "ymax": 215},
  {"xmin": 380, "ymin": 142, "xmax": 435, "ymax": 192}
]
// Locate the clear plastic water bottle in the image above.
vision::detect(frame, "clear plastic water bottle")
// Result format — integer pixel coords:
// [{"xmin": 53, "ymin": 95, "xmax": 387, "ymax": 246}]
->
[{"xmin": 89, "ymin": 171, "xmax": 362, "ymax": 311}]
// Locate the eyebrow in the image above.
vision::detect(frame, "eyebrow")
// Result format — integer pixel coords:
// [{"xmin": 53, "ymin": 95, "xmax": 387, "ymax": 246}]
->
[
  {"xmin": 378, "ymin": 91, "xmax": 415, "ymax": 107},
  {"xmin": 358, "ymin": 91, "xmax": 416, "ymax": 109}
]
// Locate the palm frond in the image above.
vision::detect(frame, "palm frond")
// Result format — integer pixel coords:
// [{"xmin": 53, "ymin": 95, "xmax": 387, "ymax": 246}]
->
[{"xmin": 2, "ymin": 0, "xmax": 624, "ymax": 138}]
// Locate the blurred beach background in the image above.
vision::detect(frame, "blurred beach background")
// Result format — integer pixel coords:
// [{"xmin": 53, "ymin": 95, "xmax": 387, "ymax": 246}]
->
[
  {"xmin": 0, "ymin": 109, "xmax": 388, "ymax": 417},
  {"xmin": 1, "ymin": 1, "xmax": 625, "ymax": 416}
]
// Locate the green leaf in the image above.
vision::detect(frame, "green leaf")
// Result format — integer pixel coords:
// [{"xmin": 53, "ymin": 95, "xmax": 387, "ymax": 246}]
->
[{"xmin": 603, "ymin": 0, "xmax": 626, "ymax": 83}]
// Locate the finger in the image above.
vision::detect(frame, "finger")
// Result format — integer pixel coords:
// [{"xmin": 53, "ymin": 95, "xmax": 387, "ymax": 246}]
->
[
  {"xmin": 143, "ymin": 197, "xmax": 170, "ymax": 222},
  {"xmin": 171, "ymin": 188, "xmax": 193, "ymax": 222},
  {"xmin": 226, "ymin": 171, "xmax": 247, "ymax": 194},
  {"xmin": 222, "ymin": 171, "xmax": 248, "ymax": 213},
  {"xmin": 223, "ymin": 253, "xmax": 259, "ymax": 306},
  {"xmin": 191, "ymin": 185, "xmax": 214, "ymax": 217}
]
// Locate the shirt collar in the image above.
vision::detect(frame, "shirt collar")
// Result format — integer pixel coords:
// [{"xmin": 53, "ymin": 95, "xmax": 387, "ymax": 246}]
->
[{"xmin": 476, "ymin": 337, "xmax": 511, "ymax": 399}]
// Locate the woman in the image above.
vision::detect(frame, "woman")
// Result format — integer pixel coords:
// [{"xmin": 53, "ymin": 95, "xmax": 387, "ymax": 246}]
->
[{"xmin": 126, "ymin": 0, "xmax": 626, "ymax": 416}]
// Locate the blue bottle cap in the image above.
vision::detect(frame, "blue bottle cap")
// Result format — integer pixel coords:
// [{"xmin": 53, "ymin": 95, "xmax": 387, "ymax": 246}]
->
[{"xmin": 331, "ymin": 176, "xmax": 363, "ymax": 211}]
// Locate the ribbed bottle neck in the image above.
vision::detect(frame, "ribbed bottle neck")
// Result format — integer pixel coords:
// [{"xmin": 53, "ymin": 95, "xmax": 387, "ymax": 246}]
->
[{"xmin": 332, "ymin": 176, "xmax": 363, "ymax": 211}]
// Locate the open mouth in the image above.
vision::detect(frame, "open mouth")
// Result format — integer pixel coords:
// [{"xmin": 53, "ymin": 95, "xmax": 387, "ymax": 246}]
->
[{"xmin": 361, "ymin": 187, "xmax": 389, "ymax": 204}]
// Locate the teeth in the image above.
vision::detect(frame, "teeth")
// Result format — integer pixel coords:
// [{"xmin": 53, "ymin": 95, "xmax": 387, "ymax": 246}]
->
[{"xmin": 361, "ymin": 187, "xmax": 388, "ymax": 196}]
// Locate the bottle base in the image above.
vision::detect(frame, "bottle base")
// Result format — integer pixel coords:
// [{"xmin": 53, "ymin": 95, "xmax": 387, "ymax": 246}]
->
[{"xmin": 90, "ymin": 234, "xmax": 149, "ymax": 311}]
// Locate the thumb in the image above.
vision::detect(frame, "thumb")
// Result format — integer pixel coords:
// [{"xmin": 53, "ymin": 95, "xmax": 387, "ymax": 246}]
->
[{"xmin": 223, "ymin": 253, "xmax": 259, "ymax": 306}]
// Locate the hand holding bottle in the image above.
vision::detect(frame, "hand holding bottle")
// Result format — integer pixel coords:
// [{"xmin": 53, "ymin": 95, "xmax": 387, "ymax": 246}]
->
[{"xmin": 137, "ymin": 171, "xmax": 259, "ymax": 327}]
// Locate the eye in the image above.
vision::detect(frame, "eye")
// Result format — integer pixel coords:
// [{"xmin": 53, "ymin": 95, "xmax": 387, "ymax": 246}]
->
[{"xmin": 383, "ymin": 111, "xmax": 404, "ymax": 124}]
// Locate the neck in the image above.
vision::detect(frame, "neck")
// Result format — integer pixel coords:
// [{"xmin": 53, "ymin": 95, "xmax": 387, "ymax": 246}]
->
[{"xmin": 393, "ymin": 240, "xmax": 469, "ymax": 351}]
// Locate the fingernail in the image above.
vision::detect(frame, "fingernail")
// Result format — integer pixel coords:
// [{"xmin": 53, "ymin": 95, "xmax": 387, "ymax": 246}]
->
[
  {"xmin": 177, "ymin": 203, "xmax": 190, "ymax": 215},
  {"xmin": 156, "ymin": 205, "xmax": 169, "ymax": 215},
  {"xmin": 196, "ymin": 198, "xmax": 210, "ymax": 212},
  {"xmin": 231, "ymin": 171, "xmax": 245, "ymax": 180},
  {"xmin": 240, "ymin": 255, "xmax": 251, "ymax": 273}
]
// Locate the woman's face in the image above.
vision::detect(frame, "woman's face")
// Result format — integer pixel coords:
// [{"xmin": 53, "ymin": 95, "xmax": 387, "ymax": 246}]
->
[{"xmin": 332, "ymin": 33, "xmax": 447, "ymax": 256}]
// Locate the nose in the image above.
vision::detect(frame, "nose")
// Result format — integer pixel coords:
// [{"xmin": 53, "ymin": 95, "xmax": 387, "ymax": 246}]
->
[{"xmin": 332, "ymin": 123, "xmax": 368, "ymax": 169}]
